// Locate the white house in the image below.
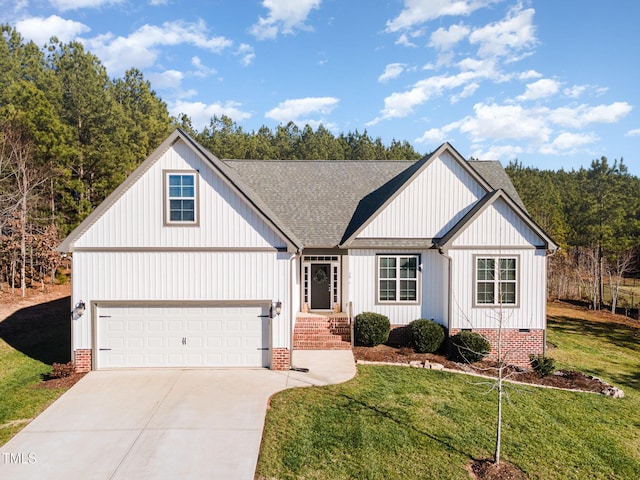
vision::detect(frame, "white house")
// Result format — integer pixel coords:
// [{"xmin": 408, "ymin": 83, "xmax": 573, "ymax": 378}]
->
[{"xmin": 58, "ymin": 129, "xmax": 557, "ymax": 371}]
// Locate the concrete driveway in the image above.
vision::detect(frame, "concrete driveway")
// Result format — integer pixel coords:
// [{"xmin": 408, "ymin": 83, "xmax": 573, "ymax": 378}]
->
[{"xmin": 0, "ymin": 351, "xmax": 355, "ymax": 480}]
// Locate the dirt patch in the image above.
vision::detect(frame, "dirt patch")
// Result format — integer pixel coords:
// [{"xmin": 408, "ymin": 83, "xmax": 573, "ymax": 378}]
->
[
  {"xmin": 548, "ymin": 300, "xmax": 640, "ymax": 330},
  {"xmin": 353, "ymin": 344, "xmax": 611, "ymax": 393},
  {"xmin": 468, "ymin": 458, "xmax": 528, "ymax": 480},
  {"xmin": 0, "ymin": 284, "xmax": 71, "ymax": 322}
]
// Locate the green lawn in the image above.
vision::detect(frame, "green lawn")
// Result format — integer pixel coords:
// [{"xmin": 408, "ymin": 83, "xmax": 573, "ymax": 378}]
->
[
  {"xmin": 257, "ymin": 305, "xmax": 640, "ymax": 479},
  {"xmin": 0, "ymin": 295, "xmax": 72, "ymax": 446}
]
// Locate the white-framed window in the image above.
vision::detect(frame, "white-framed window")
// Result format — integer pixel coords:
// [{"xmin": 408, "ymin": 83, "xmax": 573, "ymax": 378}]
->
[
  {"xmin": 164, "ymin": 171, "xmax": 198, "ymax": 225},
  {"xmin": 475, "ymin": 256, "xmax": 518, "ymax": 306},
  {"xmin": 377, "ymin": 255, "xmax": 419, "ymax": 304}
]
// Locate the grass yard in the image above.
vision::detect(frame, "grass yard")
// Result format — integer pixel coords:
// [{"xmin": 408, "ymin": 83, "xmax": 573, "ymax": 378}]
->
[
  {"xmin": 0, "ymin": 289, "xmax": 73, "ymax": 446},
  {"xmin": 256, "ymin": 303, "xmax": 640, "ymax": 479}
]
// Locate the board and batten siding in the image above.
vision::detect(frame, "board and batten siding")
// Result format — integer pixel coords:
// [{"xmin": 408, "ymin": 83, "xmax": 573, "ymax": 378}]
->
[
  {"xmin": 71, "ymin": 250, "xmax": 293, "ymax": 352},
  {"xmin": 451, "ymin": 197, "xmax": 546, "ymax": 247},
  {"xmin": 357, "ymin": 152, "xmax": 486, "ymax": 239},
  {"xmin": 75, "ymin": 140, "xmax": 286, "ymax": 249},
  {"xmin": 448, "ymin": 248, "xmax": 547, "ymax": 330},
  {"xmin": 348, "ymin": 249, "xmax": 449, "ymax": 327}
]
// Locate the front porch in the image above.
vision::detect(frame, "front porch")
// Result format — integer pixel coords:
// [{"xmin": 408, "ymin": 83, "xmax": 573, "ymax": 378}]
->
[{"xmin": 293, "ymin": 312, "xmax": 352, "ymax": 350}]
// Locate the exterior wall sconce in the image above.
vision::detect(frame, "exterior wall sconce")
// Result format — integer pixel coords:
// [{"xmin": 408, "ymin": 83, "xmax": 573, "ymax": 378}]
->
[
  {"xmin": 272, "ymin": 300, "xmax": 282, "ymax": 318},
  {"xmin": 75, "ymin": 300, "xmax": 86, "ymax": 317}
]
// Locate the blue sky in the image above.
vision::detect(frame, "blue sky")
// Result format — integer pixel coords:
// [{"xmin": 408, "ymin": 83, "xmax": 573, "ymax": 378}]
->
[{"xmin": 3, "ymin": 0, "xmax": 640, "ymax": 174}]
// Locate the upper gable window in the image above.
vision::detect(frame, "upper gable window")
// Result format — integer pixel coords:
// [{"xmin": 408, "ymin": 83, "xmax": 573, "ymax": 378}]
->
[{"xmin": 164, "ymin": 171, "xmax": 198, "ymax": 225}]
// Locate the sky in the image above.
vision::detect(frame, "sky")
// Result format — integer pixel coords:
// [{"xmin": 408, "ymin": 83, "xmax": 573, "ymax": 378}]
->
[{"xmin": 2, "ymin": 0, "xmax": 640, "ymax": 174}]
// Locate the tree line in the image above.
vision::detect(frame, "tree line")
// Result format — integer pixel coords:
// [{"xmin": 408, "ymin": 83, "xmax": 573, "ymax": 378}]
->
[
  {"xmin": 0, "ymin": 25, "xmax": 422, "ymax": 295},
  {"xmin": 506, "ymin": 159, "xmax": 640, "ymax": 312}
]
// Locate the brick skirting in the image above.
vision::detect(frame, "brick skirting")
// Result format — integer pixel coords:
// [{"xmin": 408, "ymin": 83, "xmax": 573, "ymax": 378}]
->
[
  {"xmin": 449, "ymin": 328, "xmax": 544, "ymax": 368},
  {"xmin": 271, "ymin": 348, "xmax": 290, "ymax": 370},
  {"xmin": 74, "ymin": 349, "xmax": 92, "ymax": 372}
]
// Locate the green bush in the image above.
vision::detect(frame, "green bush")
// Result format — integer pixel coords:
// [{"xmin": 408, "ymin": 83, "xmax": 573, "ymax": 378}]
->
[
  {"xmin": 409, "ymin": 319, "xmax": 445, "ymax": 353},
  {"xmin": 354, "ymin": 312, "xmax": 390, "ymax": 347},
  {"xmin": 530, "ymin": 354, "xmax": 556, "ymax": 377},
  {"xmin": 450, "ymin": 331, "xmax": 491, "ymax": 363}
]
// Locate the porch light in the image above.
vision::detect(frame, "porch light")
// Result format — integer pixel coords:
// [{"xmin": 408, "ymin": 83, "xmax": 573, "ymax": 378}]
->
[
  {"xmin": 273, "ymin": 300, "xmax": 282, "ymax": 317},
  {"xmin": 75, "ymin": 300, "xmax": 86, "ymax": 317}
]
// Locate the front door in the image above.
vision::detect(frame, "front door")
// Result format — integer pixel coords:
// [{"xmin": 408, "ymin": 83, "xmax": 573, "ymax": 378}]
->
[{"xmin": 310, "ymin": 263, "xmax": 331, "ymax": 310}]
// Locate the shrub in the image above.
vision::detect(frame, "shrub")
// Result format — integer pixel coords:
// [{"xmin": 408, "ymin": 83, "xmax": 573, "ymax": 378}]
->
[
  {"xmin": 409, "ymin": 319, "xmax": 445, "ymax": 353},
  {"xmin": 354, "ymin": 312, "xmax": 390, "ymax": 347},
  {"xmin": 50, "ymin": 362, "xmax": 76, "ymax": 378},
  {"xmin": 530, "ymin": 354, "xmax": 556, "ymax": 377},
  {"xmin": 450, "ymin": 331, "xmax": 491, "ymax": 363}
]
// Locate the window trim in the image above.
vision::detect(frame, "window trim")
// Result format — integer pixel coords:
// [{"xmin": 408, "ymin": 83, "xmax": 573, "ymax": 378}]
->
[
  {"xmin": 473, "ymin": 254, "xmax": 520, "ymax": 308},
  {"xmin": 163, "ymin": 170, "xmax": 199, "ymax": 226},
  {"xmin": 375, "ymin": 254, "xmax": 421, "ymax": 305}
]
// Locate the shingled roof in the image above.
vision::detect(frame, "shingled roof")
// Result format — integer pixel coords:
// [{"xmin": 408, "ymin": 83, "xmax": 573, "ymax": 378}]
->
[
  {"xmin": 224, "ymin": 159, "xmax": 416, "ymax": 247},
  {"xmin": 467, "ymin": 160, "xmax": 527, "ymax": 212}
]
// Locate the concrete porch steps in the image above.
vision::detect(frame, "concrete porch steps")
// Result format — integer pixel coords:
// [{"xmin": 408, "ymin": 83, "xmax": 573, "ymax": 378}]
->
[{"xmin": 293, "ymin": 315, "xmax": 352, "ymax": 350}]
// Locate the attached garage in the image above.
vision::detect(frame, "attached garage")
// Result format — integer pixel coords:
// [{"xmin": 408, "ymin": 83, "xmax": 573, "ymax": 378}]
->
[{"xmin": 95, "ymin": 303, "xmax": 271, "ymax": 369}]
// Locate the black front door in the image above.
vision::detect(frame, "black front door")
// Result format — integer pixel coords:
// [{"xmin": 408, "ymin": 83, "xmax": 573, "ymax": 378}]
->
[{"xmin": 310, "ymin": 263, "xmax": 331, "ymax": 310}]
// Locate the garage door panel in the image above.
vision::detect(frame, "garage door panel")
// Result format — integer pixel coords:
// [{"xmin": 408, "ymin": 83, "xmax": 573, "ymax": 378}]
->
[{"xmin": 97, "ymin": 304, "xmax": 269, "ymax": 368}]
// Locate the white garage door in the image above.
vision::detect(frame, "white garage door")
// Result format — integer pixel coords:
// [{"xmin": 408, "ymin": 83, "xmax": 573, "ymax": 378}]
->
[{"xmin": 96, "ymin": 304, "xmax": 270, "ymax": 368}]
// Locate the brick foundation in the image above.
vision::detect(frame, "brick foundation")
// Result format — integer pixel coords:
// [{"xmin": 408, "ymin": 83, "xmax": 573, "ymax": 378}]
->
[
  {"xmin": 449, "ymin": 328, "xmax": 544, "ymax": 369},
  {"xmin": 74, "ymin": 349, "xmax": 92, "ymax": 372},
  {"xmin": 271, "ymin": 347, "xmax": 290, "ymax": 370}
]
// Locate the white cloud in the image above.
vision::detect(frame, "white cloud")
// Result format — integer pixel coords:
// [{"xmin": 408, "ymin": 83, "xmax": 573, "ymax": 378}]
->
[
  {"xmin": 148, "ymin": 0, "xmax": 168, "ymax": 5},
  {"xmin": 395, "ymin": 33, "xmax": 417, "ymax": 47},
  {"xmin": 472, "ymin": 144, "xmax": 523, "ymax": 161},
  {"xmin": 459, "ymin": 102, "xmax": 552, "ymax": 144},
  {"xmin": 250, "ymin": 0, "xmax": 321, "ymax": 40},
  {"xmin": 147, "ymin": 70, "xmax": 184, "ymax": 90},
  {"xmin": 429, "ymin": 23, "xmax": 470, "ymax": 50},
  {"xmin": 563, "ymin": 84, "xmax": 587, "ymax": 98},
  {"xmin": 16, "ymin": 15, "xmax": 90, "ymax": 45},
  {"xmin": 451, "ymin": 82, "xmax": 479, "ymax": 103},
  {"xmin": 549, "ymin": 102, "xmax": 632, "ymax": 129},
  {"xmin": 265, "ymin": 97, "xmax": 339, "ymax": 122},
  {"xmin": 170, "ymin": 100, "xmax": 251, "ymax": 130},
  {"xmin": 540, "ymin": 132, "xmax": 598, "ymax": 155},
  {"xmin": 518, "ymin": 70, "xmax": 542, "ymax": 80},
  {"xmin": 386, "ymin": 0, "xmax": 497, "ymax": 32},
  {"xmin": 626, "ymin": 128, "xmax": 640, "ymax": 137},
  {"xmin": 378, "ymin": 63, "xmax": 406, "ymax": 83},
  {"xmin": 50, "ymin": 0, "xmax": 124, "ymax": 11},
  {"xmin": 235, "ymin": 43, "xmax": 255, "ymax": 66},
  {"xmin": 468, "ymin": 5, "xmax": 537, "ymax": 60},
  {"xmin": 191, "ymin": 56, "xmax": 217, "ymax": 78},
  {"xmin": 83, "ymin": 20, "xmax": 232, "ymax": 76},
  {"xmin": 517, "ymin": 78, "xmax": 560, "ymax": 101}
]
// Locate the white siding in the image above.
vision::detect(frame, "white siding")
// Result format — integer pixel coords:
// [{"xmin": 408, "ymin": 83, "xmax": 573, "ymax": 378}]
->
[
  {"xmin": 348, "ymin": 249, "xmax": 449, "ymax": 327},
  {"xmin": 357, "ymin": 152, "xmax": 486, "ymax": 239},
  {"xmin": 71, "ymin": 250, "xmax": 293, "ymax": 351},
  {"xmin": 448, "ymin": 248, "xmax": 547, "ymax": 330},
  {"xmin": 75, "ymin": 141, "xmax": 285, "ymax": 249},
  {"xmin": 452, "ymin": 198, "xmax": 546, "ymax": 247}
]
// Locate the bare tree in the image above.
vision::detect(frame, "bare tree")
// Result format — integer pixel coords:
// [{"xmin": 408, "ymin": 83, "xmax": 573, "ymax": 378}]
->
[{"xmin": 605, "ymin": 249, "xmax": 636, "ymax": 313}]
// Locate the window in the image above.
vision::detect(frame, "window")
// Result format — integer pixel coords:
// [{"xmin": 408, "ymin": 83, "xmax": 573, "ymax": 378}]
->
[
  {"xmin": 475, "ymin": 257, "xmax": 518, "ymax": 306},
  {"xmin": 165, "ymin": 172, "xmax": 198, "ymax": 224},
  {"xmin": 377, "ymin": 255, "xmax": 419, "ymax": 303}
]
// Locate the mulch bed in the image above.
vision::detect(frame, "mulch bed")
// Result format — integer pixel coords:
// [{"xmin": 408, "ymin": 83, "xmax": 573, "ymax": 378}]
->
[
  {"xmin": 469, "ymin": 458, "xmax": 529, "ymax": 480},
  {"xmin": 33, "ymin": 373, "xmax": 86, "ymax": 390},
  {"xmin": 352, "ymin": 344, "xmax": 610, "ymax": 393}
]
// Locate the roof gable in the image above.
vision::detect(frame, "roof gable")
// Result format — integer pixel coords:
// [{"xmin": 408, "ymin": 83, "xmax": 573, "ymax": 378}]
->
[
  {"xmin": 436, "ymin": 190, "xmax": 556, "ymax": 250},
  {"xmin": 59, "ymin": 129, "xmax": 302, "ymax": 252},
  {"xmin": 339, "ymin": 143, "xmax": 493, "ymax": 246}
]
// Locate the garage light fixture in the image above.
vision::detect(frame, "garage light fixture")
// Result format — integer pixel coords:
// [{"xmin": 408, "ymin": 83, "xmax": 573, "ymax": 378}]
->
[
  {"xmin": 75, "ymin": 300, "xmax": 86, "ymax": 317},
  {"xmin": 272, "ymin": 300, "xmax": 282, "ymax": 317}
]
